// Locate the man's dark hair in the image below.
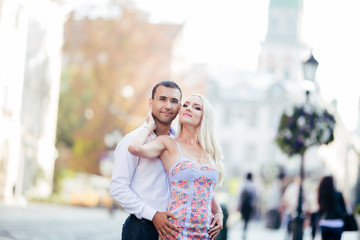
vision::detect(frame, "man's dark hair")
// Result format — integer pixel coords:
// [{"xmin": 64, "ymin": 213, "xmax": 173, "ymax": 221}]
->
[{"xmin": 151, "ymin": 80, "xmax": 182, "ymax": 100}]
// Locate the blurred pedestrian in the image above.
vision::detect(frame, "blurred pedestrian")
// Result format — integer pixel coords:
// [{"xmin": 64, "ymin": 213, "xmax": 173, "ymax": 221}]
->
[
  {"xmin": 237, "ymin": 172, "xmax": 257, "ymax": 240},
  {"xmin": 310, "ymin": 175, "xmax": 346, "ymax": 240},
  {"xmin": 282, "ymin": 176, "xmax": 303, "ymax": 240},
  {"xmin": 265, "ymin": 172, "xmax": 285, "ymax": 230}
]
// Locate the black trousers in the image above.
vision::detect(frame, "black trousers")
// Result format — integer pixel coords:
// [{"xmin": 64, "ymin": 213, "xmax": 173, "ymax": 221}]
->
[
  {"xmin": 320, "ymin": 226, "xmax": 343, "ymax": 240},
  {"xmin": 121, "ymin": 214, "xmax": 158, "ymax": 240}
]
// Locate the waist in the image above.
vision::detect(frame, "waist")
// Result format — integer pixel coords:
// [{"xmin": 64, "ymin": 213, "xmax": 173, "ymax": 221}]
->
[
  {"xmin": 319, "ymin": 219, "xmax": 344, "ymax": 228},
  {"xmin": 130, "ymin": 214, "xmax": 153, "ymax": 225}
]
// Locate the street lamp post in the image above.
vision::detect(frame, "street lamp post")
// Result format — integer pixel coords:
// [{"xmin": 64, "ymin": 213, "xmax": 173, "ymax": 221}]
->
[{"xmin": 293, "ymin": 52, "xmax": 319, "ymax": 240}]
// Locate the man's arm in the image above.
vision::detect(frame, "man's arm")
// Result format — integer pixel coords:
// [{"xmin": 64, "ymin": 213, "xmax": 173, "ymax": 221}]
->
[
  {"xmin": 109, "ymin": 133, "xmax": 179, "ymax": 238},
  {"xmin": 208, "ymin": 197, "xmax": 223, "ymax": 239},
  {"xmin": 109, "ymin": 134, "xmax": 157, "ymax": 220}
]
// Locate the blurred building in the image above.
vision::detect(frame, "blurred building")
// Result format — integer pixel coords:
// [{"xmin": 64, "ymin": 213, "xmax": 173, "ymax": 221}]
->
[
  {"xmin": 0, "ymin": 0, "xmax": 64, "ymax": 204},
  {"xmin": 354, "ymin": 99, "xmax": 360, "ymax": 206},
  {"xmin": 317, "ymin": 101, "xmax": 360, "ymax": 205},
  {"xmin": 207, "ymin": 69, "xmax": 307, "ymax": 178},
  {"xmin": 356, "ymin": 98, "xmax": 360, "ymax": 136},
  {"xmin": 0, "ymin": 0, "xmax": 189, "ymax": 205},
  {"xmin": 207, "ymin": 0, "xmax": 310, "ymax": 178},
  {"xmin": 207, "ymin": 0, "xmax": 360, "ymax": 204}
]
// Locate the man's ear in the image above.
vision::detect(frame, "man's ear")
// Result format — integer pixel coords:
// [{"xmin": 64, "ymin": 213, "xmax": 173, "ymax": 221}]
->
[{"xmin": 149, "ymin": 98, "xmax": 153, "ymax": 109}]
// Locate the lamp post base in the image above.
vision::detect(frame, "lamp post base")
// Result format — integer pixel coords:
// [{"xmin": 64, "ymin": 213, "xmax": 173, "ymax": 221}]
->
[
  {"xmin": 293, "ymin": 153, "xmax": 305, "ymax": 240},
  {"xmin": 293, "ymin": 213, "xmax": 305, "ymax": 240}
]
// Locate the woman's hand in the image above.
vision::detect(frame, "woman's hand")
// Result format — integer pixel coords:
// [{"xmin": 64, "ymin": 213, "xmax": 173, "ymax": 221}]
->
[
  {"xmin": 208, "ymin": 212, "xmax": 223, "ymax": 239},
  {"xmin": 145, "ymin": 110, "xmax": 156, "ymax": 132}
]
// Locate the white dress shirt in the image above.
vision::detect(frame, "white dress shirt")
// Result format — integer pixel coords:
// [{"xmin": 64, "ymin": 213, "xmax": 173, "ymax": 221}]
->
[{"xmin": 109, "ymin": 125, "xmax": 175, "ymax": 221}]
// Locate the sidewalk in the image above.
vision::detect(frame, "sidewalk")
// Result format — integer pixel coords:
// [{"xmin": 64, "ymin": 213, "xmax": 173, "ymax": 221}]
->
[{"xmin": 0, "ymin": 202, "xmax": 358, "ymax": 240}]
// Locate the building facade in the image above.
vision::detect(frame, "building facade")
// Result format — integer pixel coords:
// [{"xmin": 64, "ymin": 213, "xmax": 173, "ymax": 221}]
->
[
  {"xmin": 208, "ymin": 0, "xmax": 310, "ymax": 180},
  {"xmin": 0, "ymin": 0, "xmax": 63, "ymax": 204},
  {"xmin": 207, "ymin": 0, "xmax": 359, "ymax": 205}
]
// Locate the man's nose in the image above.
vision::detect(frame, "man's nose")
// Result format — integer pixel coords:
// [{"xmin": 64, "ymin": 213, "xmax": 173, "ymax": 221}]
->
[{"xmin": 164, "ymin": 99, "xmax": 172, "ymax": 108}]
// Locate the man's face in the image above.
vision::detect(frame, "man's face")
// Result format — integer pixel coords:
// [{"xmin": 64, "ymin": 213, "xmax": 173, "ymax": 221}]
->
[{"xmin": 150, "ymin": 85, "xmax": 181, "ymax": 125}]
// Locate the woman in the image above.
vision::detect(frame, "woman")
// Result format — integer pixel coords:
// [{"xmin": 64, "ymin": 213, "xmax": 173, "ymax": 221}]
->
[
  {"xmin": 311, "ymin": 176, "xmax": 346, "ymax": 240},
  {"xmin": 129, "ymin": 94, "xmax": 224, "ymax": 239}
]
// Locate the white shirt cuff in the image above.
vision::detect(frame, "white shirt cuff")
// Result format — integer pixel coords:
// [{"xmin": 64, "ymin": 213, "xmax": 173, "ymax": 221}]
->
[{"xmin": 141, "ymin": 205, "xmax": 158, "ymax": 221}]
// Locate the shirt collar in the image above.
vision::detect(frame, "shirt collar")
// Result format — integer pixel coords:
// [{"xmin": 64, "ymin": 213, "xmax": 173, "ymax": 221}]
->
[
  {"xmin": 143, "ymin": 123, "xmax": 176, "ymax": 139},
  {"xmin": 169, "ymin": 126, "xmax": 176, "ymax": 137}
]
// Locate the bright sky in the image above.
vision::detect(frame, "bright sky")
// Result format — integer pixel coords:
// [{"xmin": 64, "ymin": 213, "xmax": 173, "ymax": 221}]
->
[{"xmin": 134, "ymin": 0, "xmax": 360, "ymax": 131}]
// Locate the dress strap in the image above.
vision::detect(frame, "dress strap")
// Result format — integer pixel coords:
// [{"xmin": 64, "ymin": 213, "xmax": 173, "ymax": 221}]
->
[{"xmin": 174, "ymin": 141, "xmax": 183, "ymax": 158}]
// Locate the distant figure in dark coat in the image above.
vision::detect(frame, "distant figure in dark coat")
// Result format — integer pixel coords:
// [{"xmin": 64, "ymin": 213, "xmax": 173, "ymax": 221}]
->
[
  {"xmin": 310, "ymin": 175, "xmax": 346, "ymax": 240},
  {"xmin": 237, "ymin": 172, "xmax": 257, "ymax": 240}
]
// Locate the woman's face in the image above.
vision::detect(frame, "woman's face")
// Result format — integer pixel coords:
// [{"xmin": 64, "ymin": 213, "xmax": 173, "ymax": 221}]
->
[{"xmin": 179, "ymin": 96, "xmax": 203, "ymax": 127}]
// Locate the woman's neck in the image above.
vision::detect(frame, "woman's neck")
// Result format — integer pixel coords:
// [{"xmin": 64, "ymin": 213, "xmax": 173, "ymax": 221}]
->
[{"xmin": 177, "ymin": 126, "xmax": 199, "ymax": 146}]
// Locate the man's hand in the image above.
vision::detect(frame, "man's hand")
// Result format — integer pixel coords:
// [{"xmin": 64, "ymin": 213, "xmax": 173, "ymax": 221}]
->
[
  {"xmin": 152, "ymin": 211, "xmax": 179, "ymax": 239},
  {"xmin": 208, "ymin": 213, "xmax": 223, "ymax": 239}
]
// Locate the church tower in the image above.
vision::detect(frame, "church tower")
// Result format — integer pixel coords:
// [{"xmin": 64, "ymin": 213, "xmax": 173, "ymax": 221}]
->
[{"xmin": 258, "ymin": 0, "xmax": 305, "ymax": 83}]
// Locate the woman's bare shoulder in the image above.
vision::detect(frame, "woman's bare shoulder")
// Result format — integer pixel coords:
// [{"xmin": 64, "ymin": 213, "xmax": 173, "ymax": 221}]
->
[
  {"xmin": 157, "ymin": 136, "xmax": 178, "ymax": 161},
  {"xmin": 156, "ymin": 135, "xmax": 174, "ymax": 141},
  {"xmin": 155, "ymin": 135, "xmax": 176, "ymax": 146}
]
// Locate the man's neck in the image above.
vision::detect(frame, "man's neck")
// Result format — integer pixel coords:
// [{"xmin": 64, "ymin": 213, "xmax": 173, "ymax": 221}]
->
[{"xmin": 154, "ymin": 121, "xmax": 171, "ymax": 136}]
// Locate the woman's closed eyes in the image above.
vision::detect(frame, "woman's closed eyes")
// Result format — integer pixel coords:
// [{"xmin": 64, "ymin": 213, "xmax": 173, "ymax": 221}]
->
[{"xmin": 183, "ymin": 103, "xmax": 201, "ymax": 111}]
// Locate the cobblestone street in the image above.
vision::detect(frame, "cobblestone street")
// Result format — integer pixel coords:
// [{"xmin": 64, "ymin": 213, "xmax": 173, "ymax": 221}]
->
[
  {"xmin": 0, "ymin": 202, "xmax": 124, "ymax": 240},
  {"xmin": 0, "ymin": 202, "xmax": 358, "ymax": 240}
]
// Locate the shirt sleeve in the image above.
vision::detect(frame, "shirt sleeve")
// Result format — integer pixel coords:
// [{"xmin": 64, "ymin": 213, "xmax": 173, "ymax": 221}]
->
[{"xmin": 109, "ymin": 133, "xmax": 157, "ymax": 221}]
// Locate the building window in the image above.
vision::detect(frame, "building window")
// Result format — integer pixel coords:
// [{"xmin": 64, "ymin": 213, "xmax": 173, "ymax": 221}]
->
[
  {"xmin": 2, "ymin": 86, "xmax": 12, "ymax": 117},
  {"xmin": 0, "ymin": 141, "xmax": 9, "ymax": 197},
  {"xmin": 0, "ymin": 1, "xmax": 3, "ymax": 20},
  {"xmin": 248, "ymin": 108, "xmax": 257, "ymax": 127},
  {"xmin": 14, "ymin": 6, "xmax": 23, "ymax": 29},
  {"xmin": 221, "ymin": 142, "xmax": 230, "ymax": 162},
  {"xmin": 269, "ymin": 108, "xmax": 281, "ymax": 129},
  {"xmin": 244, "ymin": 143, "xmax": 257, "ymax": 163},
  {"xmin": 237, "ymin": 108, "xmax": 244, "ymax": 120},
  {"xmin": 223, "ymin": 107, "xmax": 231, "ymax": 125},
  {"xmin": 284, "ymin": 69, "xmax": 290, "ymax": 80}
]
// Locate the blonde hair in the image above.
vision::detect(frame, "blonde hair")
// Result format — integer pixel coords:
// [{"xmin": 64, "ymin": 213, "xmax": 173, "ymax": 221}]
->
[{"xmin": 177, "ymin": 94, "xmax": 225, "ymax": 183}]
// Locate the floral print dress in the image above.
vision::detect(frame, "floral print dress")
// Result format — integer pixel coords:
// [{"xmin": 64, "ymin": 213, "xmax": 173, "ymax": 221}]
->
[{"xmin": 165, "ymin": 141, "xmax": 219, "ymax": 240}]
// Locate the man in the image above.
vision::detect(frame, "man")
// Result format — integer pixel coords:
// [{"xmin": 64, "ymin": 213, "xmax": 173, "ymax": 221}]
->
[{"xmin": 110, "ymin": 80, "xmax": 222, "ymax": 240}]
